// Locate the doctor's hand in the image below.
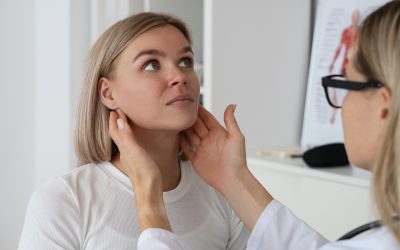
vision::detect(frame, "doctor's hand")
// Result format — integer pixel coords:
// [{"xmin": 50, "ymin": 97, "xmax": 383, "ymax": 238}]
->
[
  {"xmin": 109, "ymin": 109, "xmax": 171, "ymax": 232},
  {"xmin": 181, "ymin": 105, "xmax": 273, "ymax": 230},
  {"xmin": 109, "ymin": 109, "xmax": 161, "ymax": 185},
  {"xmin": 181, "ymin": 105, "xmax": 247, "ymax": 193}
]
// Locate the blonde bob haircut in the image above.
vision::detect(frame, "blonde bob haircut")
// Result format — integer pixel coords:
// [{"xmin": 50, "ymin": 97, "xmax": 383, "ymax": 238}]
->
[
  {"xmin": 354, "ymin": 0, "xmax": 400, "ymax": 242},
  {"xmin": 75, "ymin": 12, "xmax": 192, "ymax": 165}
]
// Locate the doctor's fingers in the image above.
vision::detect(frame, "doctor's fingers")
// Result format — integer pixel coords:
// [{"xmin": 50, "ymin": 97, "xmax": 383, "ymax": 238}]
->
[
  {"xmin": 116, "ymin": 109, "xmax": 132, "ymax": 128},
  {"xmin": 223, "ymin": 104, "xmax": 242, "ymax": 136},
  {"xmin": 198, "ymin": 105, "xmax": 221, "ymax": 130},
  {"xmin": 180, "ymin": 134, "xmax": 195, "ymax": 160},
  {"xmin": 192, "ymin": 116, "xmax": 209, "ymax": 138},
  {"xmin": 109, "ymin": 110, "xmax": 137, "ymax": 149},
  {"xmin": 109, "ymin": 111, "xmax": 121, "ymax": 140},
  {"xmin": 183, "ymin": 128, "xmax": 201, "ymax": 148}
]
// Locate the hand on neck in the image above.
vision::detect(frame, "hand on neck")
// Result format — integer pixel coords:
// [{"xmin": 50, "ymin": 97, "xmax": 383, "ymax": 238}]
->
[{"xmin": 111, "ymin": 131, "xmax": 182, "ymax": 192}]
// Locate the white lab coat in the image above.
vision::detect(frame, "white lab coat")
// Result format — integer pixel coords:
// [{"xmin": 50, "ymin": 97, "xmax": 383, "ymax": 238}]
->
[{"xmin": 138, "ymin": 200, "xmax": 400, "ymax": 250}]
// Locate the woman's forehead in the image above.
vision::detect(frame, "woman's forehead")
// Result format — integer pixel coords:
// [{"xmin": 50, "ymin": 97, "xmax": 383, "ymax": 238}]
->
[{"xmin": 129, "ymin": 25, "xmax": 190, "ymax": 49}]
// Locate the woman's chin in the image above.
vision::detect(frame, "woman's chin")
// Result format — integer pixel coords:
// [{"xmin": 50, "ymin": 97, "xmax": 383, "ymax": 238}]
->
[
  {"xmin": 157, "ymin": 118, "xmax": 197, "ymax": 132},
  {"xmin": 177, "ymin": 120, "xmax": 197, "ymax": 131}
]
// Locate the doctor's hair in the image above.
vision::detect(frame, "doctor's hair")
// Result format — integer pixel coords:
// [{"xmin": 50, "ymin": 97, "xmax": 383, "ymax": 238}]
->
[
  {"xmin": 74, "ymin": 12, "xmax": 192, "ymax": 165},
  {"xmin": 354, "ymin": 0, "xmax": 400, "ymax": 242}
]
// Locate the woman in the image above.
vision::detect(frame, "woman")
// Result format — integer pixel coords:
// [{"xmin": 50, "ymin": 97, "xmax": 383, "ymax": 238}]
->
[
  {"xmin": 18, "ymin": 13, "xmax": 248, "ymax": 249},
  {"xmin": 137, "ymin": 1, "xmax": 400, "ymax": 249}
]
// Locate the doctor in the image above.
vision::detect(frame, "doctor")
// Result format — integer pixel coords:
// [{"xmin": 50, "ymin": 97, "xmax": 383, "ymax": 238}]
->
[{"xmin": 112, "ymin": 1, "xmax": 400, "ymax": 249}]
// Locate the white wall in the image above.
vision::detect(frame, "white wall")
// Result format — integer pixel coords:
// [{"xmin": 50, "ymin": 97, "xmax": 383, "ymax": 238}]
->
[
  {"xmin": 0, "ymin": 1, "xmax": 35, "ymax": 249},
  {"xmin": 34, "ymin": 0, "xmax": 73, "ymax": 185},
  {"xmin": 204, "ymin": 0, "xmax": 312, "ymax": 153},
  {"xmin": 145, "ymin": 0, "xmax": 204, "ymax": 63},
  {"xmin": 0, "ymin": 0, "xmax": 90, "ymax": 248}
]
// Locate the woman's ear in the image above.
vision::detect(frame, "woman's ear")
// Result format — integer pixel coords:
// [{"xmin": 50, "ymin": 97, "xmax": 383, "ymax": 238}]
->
[{"xmin": 99, "ymin": 77, "xmax": 117, "ymax": 110}]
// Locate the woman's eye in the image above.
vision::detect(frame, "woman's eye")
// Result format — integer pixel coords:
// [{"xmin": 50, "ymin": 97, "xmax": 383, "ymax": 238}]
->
[
  {"xmin": 178, "ymin": 57, "xmax": 193, "ymax": 68},
  {"xmin": 143, "ymin": 60, "xmax": 160, "ymax": 71}
]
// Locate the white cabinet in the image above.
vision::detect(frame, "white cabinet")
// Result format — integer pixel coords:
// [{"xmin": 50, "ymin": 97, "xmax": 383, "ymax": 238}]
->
[{"xmin": 248, "ymin": 156, "xmax": 377, "ymax": 241}]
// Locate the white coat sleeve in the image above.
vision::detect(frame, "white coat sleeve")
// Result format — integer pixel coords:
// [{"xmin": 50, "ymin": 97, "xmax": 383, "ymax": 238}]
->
[
  {"xmin": 138, "ymin": 228, "xmax": 189, "ymax": 249},
  {"xmin": 247, "ymin": 199, "xmax": 329, "ymax": 250}
]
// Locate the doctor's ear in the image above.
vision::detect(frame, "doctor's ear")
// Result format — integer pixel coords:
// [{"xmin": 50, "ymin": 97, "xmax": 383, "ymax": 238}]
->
[
  {"xmin": 99, "ymin": 77, "xmax": 117, "ymax": 110},
  {"xmin": 379, "ymin": 86, "xmax": 391, "ymax": 120}
]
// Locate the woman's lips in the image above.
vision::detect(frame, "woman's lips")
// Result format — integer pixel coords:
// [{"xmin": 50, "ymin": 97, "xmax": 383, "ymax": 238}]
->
[{"xmin": 166, "ymin": 95, "xmax": 194, "ymax": 105}]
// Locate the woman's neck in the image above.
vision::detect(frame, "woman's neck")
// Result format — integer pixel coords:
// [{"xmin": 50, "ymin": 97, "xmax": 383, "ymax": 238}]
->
[{"xmin": 112, "ymin": 129, "xmax": 181, "ymax": 192}]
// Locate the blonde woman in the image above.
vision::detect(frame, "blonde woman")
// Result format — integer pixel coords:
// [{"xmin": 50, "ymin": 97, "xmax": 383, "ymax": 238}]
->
[
  {"xmin": 18, "ymin": 13, "xmax": 249, "ymax": 249},
  {"xmin": 137, "ymin": 1, "xmax": 400, "ymax": 249}
]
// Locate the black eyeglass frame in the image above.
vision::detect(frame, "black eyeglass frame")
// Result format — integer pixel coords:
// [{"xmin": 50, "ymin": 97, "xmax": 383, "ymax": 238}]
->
[{"xmin": 322, "ymin": 74, "xmax": 383, "ymax": 108}]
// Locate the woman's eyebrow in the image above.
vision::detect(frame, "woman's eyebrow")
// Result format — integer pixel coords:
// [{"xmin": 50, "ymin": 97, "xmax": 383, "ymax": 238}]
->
[
  {"xmin": 132, "ymin": 46, "xmax": 194, "ymax": 63},
  {"xmin": 133, "ymin": 49, "xmax": 165, "ymax": 62},
  {"xmin": 180, "ymin": 46, "xmax": 194, "ymax": 55}
]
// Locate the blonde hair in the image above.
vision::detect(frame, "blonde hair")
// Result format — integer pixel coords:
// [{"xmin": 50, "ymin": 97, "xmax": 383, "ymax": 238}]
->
[
  {"xmin": 75, "ymin": 12, "xmax": 192, "ymax": 165},
  {"xmin": 354, "ymin": 0, "xmax": 400, "ymax": 241}
]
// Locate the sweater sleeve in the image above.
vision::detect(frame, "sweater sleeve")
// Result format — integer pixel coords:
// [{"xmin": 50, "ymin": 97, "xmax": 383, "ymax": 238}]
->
[
  {"xmin": 18, "ymin": 179, "xmax": 81, "ymax": 250},
  {"xmin": 227, "ymin": 208, "xmax": 250, "ymax": 249},
  {"xmin": 247, "ymin": 199, "xmax": 329, "ymax": 250},
  {"xmin": 138, "ymin": 228, "xmax": 189, "ymax": 249}
]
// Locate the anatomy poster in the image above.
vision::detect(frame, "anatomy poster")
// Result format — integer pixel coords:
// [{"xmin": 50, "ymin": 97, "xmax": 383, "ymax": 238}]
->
[{"xmin": 301, "ymin": 0, "xmax": 389, "ymax": 149}]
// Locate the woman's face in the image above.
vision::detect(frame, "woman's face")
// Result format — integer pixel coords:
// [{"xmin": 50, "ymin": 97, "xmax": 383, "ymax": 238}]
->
[
  {"xmin": 105, "ymin": 25, "xmax": 200, "ymax": 132},
  {"xmin": 341, "ymin": 53, "xmax": 386, "ymax": 170}
]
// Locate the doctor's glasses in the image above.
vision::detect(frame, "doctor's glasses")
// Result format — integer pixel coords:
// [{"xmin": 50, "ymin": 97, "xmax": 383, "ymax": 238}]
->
[{"xmin": 321, "ymin": 74, "xmax": 383, "ymax": 109}]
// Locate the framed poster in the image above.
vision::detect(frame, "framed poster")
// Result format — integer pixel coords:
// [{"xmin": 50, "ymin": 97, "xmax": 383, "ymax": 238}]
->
[{"xmin": 300, "ymin": 0, "xmax": 389, "ymax": 149}]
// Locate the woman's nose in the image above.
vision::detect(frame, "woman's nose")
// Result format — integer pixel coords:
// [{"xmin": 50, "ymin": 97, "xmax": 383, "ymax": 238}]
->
[{"xmin": 167, "ymin": 66, "xmax": 187, "ymax": 87}]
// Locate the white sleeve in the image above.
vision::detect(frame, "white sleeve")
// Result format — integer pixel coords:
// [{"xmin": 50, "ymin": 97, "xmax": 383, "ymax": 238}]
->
[
  {"xmin": 247, "ymin": 199, "xmax": 329, "ymax": 250},
  {"xmin": 18, "ymin": 179, "xmax": 81, "ymax": 250},
  {"xmin": 138, "ymin": 228, "xmax": 189, "ymax": 250}
]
